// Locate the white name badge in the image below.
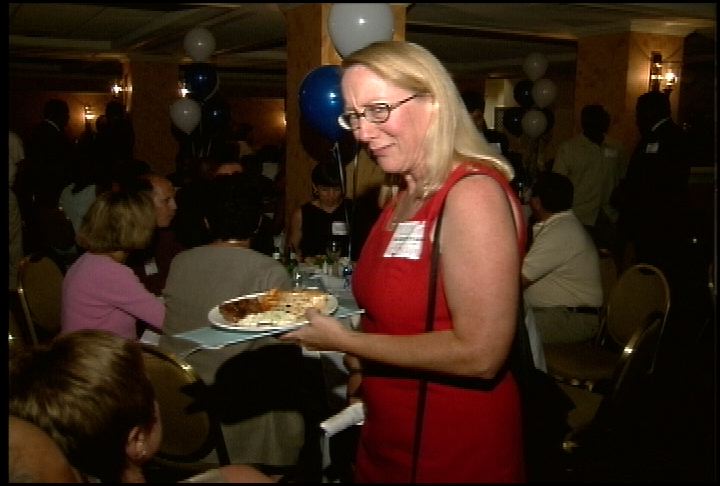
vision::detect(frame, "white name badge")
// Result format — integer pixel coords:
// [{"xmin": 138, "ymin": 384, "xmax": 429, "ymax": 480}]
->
[
  {"xmin": 331, "ymin": 221, "xmax": 348, "ymax": 236},
  {"xmin": 645, "ymin": 142, "xmax": 659, "ymax": 154},
  {"xmin": 144, "ymin": 258, "xmax": 158, "ymax": 276},
  {"xmin": 603, "ymin": 146, "xmax": 617, "ymax": 158},
  {"xmin": 383, "ymin": 221, "xmax": 425, "ymax": 260}
]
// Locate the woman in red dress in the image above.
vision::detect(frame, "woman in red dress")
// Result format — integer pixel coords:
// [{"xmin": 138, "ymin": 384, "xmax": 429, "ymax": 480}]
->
[{"xmin": 282, "ymin": 41, "xmax": 526, "ymax": 482}]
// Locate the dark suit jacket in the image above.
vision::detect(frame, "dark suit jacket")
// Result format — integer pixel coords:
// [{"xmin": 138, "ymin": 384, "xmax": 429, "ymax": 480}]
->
[
  {"xmin": 24, "ymin": 120, "xmax": 75, "ymax": 206},
  {"xmin": 618, "ymin": 118, "xmax": 692, "ymax": 274}
]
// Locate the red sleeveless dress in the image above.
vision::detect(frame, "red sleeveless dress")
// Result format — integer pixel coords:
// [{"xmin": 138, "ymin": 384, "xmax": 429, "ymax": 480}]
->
[{"xmin": 352, "ymin": 162, "xmax": 526, "ymax": 483}]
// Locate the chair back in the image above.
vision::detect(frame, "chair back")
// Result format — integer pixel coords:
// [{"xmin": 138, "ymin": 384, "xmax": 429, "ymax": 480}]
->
[
  {"xmin": 16, "ymin": 254, "xmax": 64, "ymax": 345},
  {"xmin": 601, "ymin": 264, "xmax": 670, "ymax": 350},
  {"xmin": 562, "ymin": 311, "xmax": 664, "ymax": 444},
  {"xmin": 140, "ymin": 344, "xmax": 229, "ymax": 465},
  {"xmin": 595, "ymin": 311, "xmax": 664, "ymax": 425}
]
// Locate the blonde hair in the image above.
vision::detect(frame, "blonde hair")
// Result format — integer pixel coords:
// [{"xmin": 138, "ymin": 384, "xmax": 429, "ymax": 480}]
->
[
  {"xmin": 77, "ymin": 189, "xmax": 156, "ymax": 252},
  {"xmin": 342, "ymin": 40, "xmax": 514, "ymax": 197}
]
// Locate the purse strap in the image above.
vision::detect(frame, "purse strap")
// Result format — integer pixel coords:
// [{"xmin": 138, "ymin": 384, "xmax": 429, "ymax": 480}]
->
[
  {"xmin": 410, "ymin": 199, "xmax": 446, "ymax": 483},
  {"xmin": 409, "ymin": 166, "xmax": 525, "ymax": 482}
]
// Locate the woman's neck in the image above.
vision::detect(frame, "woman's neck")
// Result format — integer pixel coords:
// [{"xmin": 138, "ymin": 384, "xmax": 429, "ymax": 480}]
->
[
  {"xmin": 121, "ymin": 463, "xmax": 146, "ymax": 483},
  {"xmin": 314, "ymin": 199, "xmax": 341, "ymax": 213},
  {"xmin": 94, "ymin": 250, "xmax": 127, "ymax": 263}
]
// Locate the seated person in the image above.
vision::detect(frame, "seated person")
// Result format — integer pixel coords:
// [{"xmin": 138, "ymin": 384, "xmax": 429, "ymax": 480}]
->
[
  {"xmin": 9, "ymin": 415, "xmax": 82, "ymax": 483},
  {"xmin": 62, "ymin": 189, "xmax": 165, "ymax": 340},
  {"xmin": 215, "ymin": 160, "xmax": 244, "ymax": 176},
  {"xmin": 9, "ymin": 330, "xmax": 273, "ymax": 483},
  {"xmin": 161, "ymin": 173, "xmax": 315, "ymax": 470},
  {"xmin": 172, "ymin": 157, "xmax": 218, "ymax": 249},
  {"xmin": 287, "ymin": 162, "xmax": 352, "ymax": 262},
  {"xmin": 521, "ymin": 171, "xmax": 603, "ymax": 344},
  {"xmin": 239, "ymin": 154, "xmax": 276, "ymax": 257},
  {"xmin": 126, "ymin": 173, "xmax": 185, "ymax": 296}
]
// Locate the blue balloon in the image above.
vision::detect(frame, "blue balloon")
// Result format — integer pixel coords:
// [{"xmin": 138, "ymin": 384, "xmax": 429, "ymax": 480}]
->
[
  {"xmin": 299, "ymin": 65, "xmax": 344, "ymax": 142},
  {"xmin": 184, "ymin": 63, "xmax": 218, "ymax": 102}
]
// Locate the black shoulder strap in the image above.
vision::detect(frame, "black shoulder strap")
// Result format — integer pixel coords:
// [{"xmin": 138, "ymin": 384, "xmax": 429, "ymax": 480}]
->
[{"xmin": 410, "ymin": 198, "xmax": 446, "ymax": 482}]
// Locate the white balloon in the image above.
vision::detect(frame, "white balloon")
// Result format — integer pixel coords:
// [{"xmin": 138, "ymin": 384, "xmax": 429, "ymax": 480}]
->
[
  {"xmin": 328, "ymin": 3, "xmax": 394, "ymax": 58},
  {"xmin": 531, "ymin": 78, "xmax": 558, "ymax": 108},
  {"xmin": 170, "ymin": 98, "xmax": 201, "ymax": 135},
  {"xmin": 521, "ymin": 109, "xmax": 548, "ymax": 139},
  {"xmin": 523, "ymin": 52, "xmax": 548, "ymax": 81},
  {"xmin": 184, "ymin": 27, "xmax": 216, "ymax": 62}
]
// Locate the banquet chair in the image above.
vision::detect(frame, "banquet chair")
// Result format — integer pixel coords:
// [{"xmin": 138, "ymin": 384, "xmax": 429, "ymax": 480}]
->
[
  {"xmin": 140, "ymin": 344, "xmax": 230, "ymax": 482},
  {"xmin": 16, "ymin": 254, "xmax": 64, "ymax": 345},
  {"xmin": 559, "ymin": 311, "xmax": 664, "ymax": 452},
  {"xmin": 544, "ymin": 263, "xmax": 670, "ymax": 390}
]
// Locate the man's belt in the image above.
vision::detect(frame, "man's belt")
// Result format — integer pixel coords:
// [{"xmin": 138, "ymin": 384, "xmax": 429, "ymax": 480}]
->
[{"xmin": 565, "ymin": 306, "xmax": 600, "ymax": 315}]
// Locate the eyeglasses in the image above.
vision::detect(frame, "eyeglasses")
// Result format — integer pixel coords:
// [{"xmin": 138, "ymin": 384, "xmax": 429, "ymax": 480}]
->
[{"xmin": 338, "ymin": 94, "xmax": 420, "ymax": 131}]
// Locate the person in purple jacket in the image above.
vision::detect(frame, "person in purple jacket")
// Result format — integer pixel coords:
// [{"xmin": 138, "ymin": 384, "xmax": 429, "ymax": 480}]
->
[{"xmin": 61, "ymin": 189, "xmax": 165, "ymax": 339}]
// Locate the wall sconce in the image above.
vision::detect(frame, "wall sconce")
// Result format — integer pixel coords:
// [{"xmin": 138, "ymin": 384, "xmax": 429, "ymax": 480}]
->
[
  {"xmin": 178, "ymin": 81, "xmax": 190, "ymax": 98},
  {"xmin": 83, "ymin": 105, "xmax": 96, "ymax": 122},
  {"xmin": 111, "ymin": 81, "xmax": 123, "ymax": 96},
  {"xmin": 648, "ymin": 52, "xmax": 663, "ymax": 92},
  {"xmin": 110, "ymin": 78, "xmax": 132, "ymax": 100},
  {"xmin": 648, "ymin": 51, "xmax": 680, "ymax": 95}
]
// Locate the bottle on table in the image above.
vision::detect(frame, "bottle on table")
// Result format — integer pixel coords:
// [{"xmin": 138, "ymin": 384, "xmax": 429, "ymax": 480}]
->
[{"xmin": 272, "ymin": 245, "xmax": 282, "ymax": 262}]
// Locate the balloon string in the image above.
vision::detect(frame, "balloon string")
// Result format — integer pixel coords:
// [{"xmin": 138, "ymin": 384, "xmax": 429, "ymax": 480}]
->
[{"xmin": 332, "ymin": 141, "xmax": 353, "ymax": 259}]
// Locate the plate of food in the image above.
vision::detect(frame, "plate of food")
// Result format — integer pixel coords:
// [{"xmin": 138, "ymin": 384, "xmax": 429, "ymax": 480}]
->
[{"xmin": 208, "ymin": 288, "xmax": 338, "ymax": 332}]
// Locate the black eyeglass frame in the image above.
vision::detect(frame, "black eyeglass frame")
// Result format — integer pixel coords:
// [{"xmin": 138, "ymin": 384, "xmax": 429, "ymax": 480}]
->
[{"xmin": 337, "ymin": 94, "xmax": 420, "ymax": 131}]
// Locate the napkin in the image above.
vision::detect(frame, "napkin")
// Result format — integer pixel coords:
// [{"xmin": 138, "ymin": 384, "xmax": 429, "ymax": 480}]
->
[
  {"xmin": 173, "ymin": 326, "xmax": 293, "ymax": 349},
  {"xmin": 320, "ymin": 401, "xmax": 366, "ymax": 437}
]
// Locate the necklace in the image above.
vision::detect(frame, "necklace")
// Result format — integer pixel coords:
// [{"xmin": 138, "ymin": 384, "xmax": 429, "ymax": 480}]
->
[{"xmin": 389, "ymin": 195, "xmax": 426, "ymax": 230}]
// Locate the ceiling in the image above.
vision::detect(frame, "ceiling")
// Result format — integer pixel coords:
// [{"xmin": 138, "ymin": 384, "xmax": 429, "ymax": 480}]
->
[{"xmin": 8, "ymin": 3, "xmax": 717, "ymax": 97}]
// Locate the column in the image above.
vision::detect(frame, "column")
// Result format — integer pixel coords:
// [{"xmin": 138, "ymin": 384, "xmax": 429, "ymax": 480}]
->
[{"xmin": 125, "ymin": 58, "xmax": 182, "ymax": 176}]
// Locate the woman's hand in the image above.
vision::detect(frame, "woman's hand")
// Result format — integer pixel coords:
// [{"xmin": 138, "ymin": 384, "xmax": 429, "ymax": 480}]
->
[{"xmin": 278, "ymin": 308, "xmax": 352, "ymax": 352}]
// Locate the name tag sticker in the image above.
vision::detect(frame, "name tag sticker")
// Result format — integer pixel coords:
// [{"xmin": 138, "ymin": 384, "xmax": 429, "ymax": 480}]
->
[
  {"xmin": 603, "ymin": 147, "xmax": 617, "ymax": 158},
  {"xmin": 144, "ymin": 259, "xmax": 158, "ymax": 276},
  {"xmin": 331, "ymin": 221, "xmax": 348, "ymax": 236},
  {"xmin": 645, "ymin": 142, "xmax": 659, "ymax": 154},
  {"xmin": 383, "ymin": 221, "xmax": 425, "ymax": 259}
]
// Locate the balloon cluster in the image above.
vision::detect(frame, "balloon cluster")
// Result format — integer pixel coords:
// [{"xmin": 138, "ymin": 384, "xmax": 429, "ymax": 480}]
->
[
  {"xmin": 504, "ymin": 52, "xmax": 557, "ymax": 139},
  {"xmin": 298, "ymin": 3, "xmax": 394, "ymax": 144},
  {"xmin": 170, "ymin": 27, "xmax": 230, "ymax": 156}
]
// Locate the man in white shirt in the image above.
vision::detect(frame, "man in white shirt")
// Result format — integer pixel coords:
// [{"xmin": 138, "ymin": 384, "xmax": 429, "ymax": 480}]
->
[{"xmin": 522, "ymin": 172, "xmax": 603, "ymax": 344}]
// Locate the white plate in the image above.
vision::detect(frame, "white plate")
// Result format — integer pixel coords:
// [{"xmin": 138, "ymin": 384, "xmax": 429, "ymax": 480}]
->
[{"xmin": 208, "ymin": 292, "xmax": 338, "ymax": 332}]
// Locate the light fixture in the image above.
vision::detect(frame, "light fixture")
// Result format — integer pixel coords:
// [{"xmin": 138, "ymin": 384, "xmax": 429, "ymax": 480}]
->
[
  {"xmin": 178, "ymin": 81, "xmax": 190, "ymax": 98},
  {"xmin": 648, "ymin": 51, "xmax": 680, "ymax": 95},
  {"xmin": 648, "ymin": 52, "xmax": 663, "ymax": 92},
  {"xmin": 110, "ymin": 77, "xmax": 132, "ymax": 99},
  {"xmin": 111, "ymin": 80, "xmax": 123, "ymax": 96},
  {"xmin": 83, "ymin": 105, "xmax": 96, "ymax": 122}
]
